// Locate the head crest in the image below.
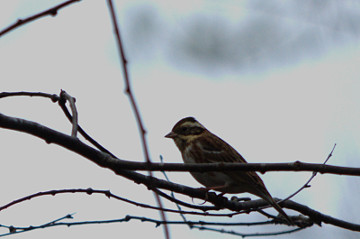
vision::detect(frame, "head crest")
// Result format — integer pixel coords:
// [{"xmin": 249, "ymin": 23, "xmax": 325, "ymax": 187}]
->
[{"xmin": 172, "ymin": 116, "xmax": 197, "ymax": 129}]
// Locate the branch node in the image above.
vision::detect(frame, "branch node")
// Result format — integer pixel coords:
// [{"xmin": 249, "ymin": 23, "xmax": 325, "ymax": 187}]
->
[
  {"xmin": 105, "ymin": 190, "xmax": 112, "ymax": 198},
  {"xmin": 49, "ymin": 9, "xmax": 58, "ymax": 16},
  {"xmin": 124, "ymin": 215, "xmax": 131, "ymax": 221},
  {"xmin": 86, "ymin": 188, "xmax": 93, "ymax": 195},
  {"xmin": 9, "ymin": 226, "xmax": 16, "ymax": 233},
  {"xmin": 293, "ymin": 161, "xmax": 302, "ymax": 169}
]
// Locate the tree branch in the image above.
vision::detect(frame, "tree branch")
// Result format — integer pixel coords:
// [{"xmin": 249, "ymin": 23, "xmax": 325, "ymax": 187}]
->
[
  {"xmin": 2, "ymin": 112, "xmax": 358, "ymax": 177},
  {"xmin": 106, "ymin": 1, "xmax": 169, "ymax": 237},
  {"xmin": 0, "ymin": 188, "xmax": 226, "ymax": 217},
  {"xmin": 1, "ymin": 112, "xmax": 360, "ymax": 231},
  {"xmin": 0, "ymin": 214, "xmax": 304, "ymax": 238},
  {"xmin": 0, "ymin": 0, "xmax": 81, "ymax": 37},
  {"xmin": 1, "ymin": 94, "xmax": 354, "ymax": 176},
  {"xmin": 0, "ymin": 91, "xmax": 116, "ymax": 157}
]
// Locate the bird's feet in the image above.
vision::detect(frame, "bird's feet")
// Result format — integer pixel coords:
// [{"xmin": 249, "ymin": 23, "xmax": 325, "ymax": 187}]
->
[{"xmin": 230, "ymin": 196, "xmax": 252, "ymax": 202}]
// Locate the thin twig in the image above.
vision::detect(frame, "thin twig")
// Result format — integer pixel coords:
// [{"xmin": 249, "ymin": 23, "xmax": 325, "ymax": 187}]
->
[
  {"xmin": 0, "ymin": 0, "xmax": 81, "ymax": 37},
  {"xmin": 0, "ymin": 214, "xmax": 294, "ymax": 238},
  {"xmin": 2, "ymin": 113, "xmax": 360, "ymax": 230},
  {"xmin": 58, "ymin": 98, "xmax": 117, "ymax": 157},
  {"xmin": 0, "ymin": 107, "xmax": 353, "ymax": 176},
  {"xmin": 191, "ymin": 224, "xmax": 306, "ymax": 238},
  {"xmin": 106, "ymin": 1, "xmax": 169, "ymax": 238},
  {"xmin": 0, "ymin": 91, "xmax": 116, "ymax": 157},
  {"xmin": 0, "ymin": 213, "xmax": 75, "ymax": 237},
  {"xmin": 160, "ymin": 155, "xmax": 190, "ymax": 225},
  {"xmin": 0, "ymin": 188, "xmax": 232, "ymax": 217},
  {"xmin": 153, "ymin": 188, "xmax": 218, "ymax": 211},
  {"xmin": 280, "ymin": 144, "xmax": 337, "ymax": 203},
  {"xmin": 0, "ymin": 91, "xmax": 59, "ymax": 101},
  {"xmin": 106, "ymin": 0, "xmax": 150, "ymax": 163},
  {"xmin": 59, "ymin": 90, "xmax": 78, "ymax": 137}
]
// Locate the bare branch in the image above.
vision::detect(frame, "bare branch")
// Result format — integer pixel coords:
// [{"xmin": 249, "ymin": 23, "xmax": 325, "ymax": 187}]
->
[
  {"xmin": 0, "ymin": 91, "xmax": 116, "ymax": 157},
  {"xmin": 0, "ymin": 91, "xmax": 59, "ymax": 101},
  {"xmin": 87, "ymin": 160, "xmax": 360, "ymax": 176},
  {"xmin": 283, "ymin": 200, "xmax": 360, "ymax": 231},
  {"xmin": 152, "ymin": 188, "xmax": 218, "ymax": 211},
  {"xmin": 0, "ymin": 112, "xmax": 359, "ymax": 179},
  {"xmin": 59, "ymin": 90, "xmax": 78, "ymax": 137},
  {"xmin": 280, "ymin": 144, "xmax": 337, "ymax": 203},
  {"xmin": 106, "ymin": 0, "xmax": 150, "ymax": 164},
  {"xmin": 0, "ymin": 93, "xmax": 354, "ymax": 176},
  {"xmin": 0, "ymin": 214, "xmax": 304, "ymax": 238},
  {"xmin": 191, "ymin": 225, "xmax": 305, "ymax": 238},
  {"xmin": 1, "ymin": 112, "xmax": 360, "ymax": 231},
  {"xmin": 0, "ymin": 0, "xmax": 81, "ymax": 37},
  {"xmin": 107, "ymin": 160, "xmax": 360, "ymax": 176},
  {"xmin": 105, "ymin": 1, "xmax": 169, "ymax": 237},
  {"xmin": 0, "ymin": 213, "xmax": 74, "ymax": 237},
  {"xmin": 0, "ymin": 188, "xmax": 229, "ymax": 217}
]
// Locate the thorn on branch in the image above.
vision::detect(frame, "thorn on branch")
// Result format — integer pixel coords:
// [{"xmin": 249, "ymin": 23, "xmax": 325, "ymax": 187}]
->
[
  {"xmin": 105, "ymin": 190, "xmax": 112, "ymax": 198},
  {"xmin": 49, "ymin": 9, "xmax": 58, "ymax": 16}
]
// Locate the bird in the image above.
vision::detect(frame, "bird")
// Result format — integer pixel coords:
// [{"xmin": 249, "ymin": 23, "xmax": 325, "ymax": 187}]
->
[{"xmin": 165, "ymin": 116, "xmax": 292, "ymax": 224}]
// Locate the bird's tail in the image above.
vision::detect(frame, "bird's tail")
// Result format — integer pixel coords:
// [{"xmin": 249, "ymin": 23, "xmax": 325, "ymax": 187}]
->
[
  {"xmin": 266, "ymin": 196, "xmax": 293, "ymax": 225},
  {"xmin": 257, "ymin": 190, "xmax": 293, "ymax": 225}
]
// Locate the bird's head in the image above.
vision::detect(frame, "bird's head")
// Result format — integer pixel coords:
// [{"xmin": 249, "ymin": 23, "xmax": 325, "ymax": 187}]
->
[{"xmin": 165, "ymin": 117, "xmax": 206, "ymax": 150}]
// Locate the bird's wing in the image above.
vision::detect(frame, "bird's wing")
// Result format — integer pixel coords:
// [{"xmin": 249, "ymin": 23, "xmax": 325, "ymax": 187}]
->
[
  {"xmin": 197, "ymin": 135, "xmax": 247, "ymax": 163},
  {"xmin": 197, "ymin": 134, "xmax": 268, "ymax": 189}
]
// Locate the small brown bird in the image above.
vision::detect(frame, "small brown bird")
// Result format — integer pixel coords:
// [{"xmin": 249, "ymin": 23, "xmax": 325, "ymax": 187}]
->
[{"xmin": 165, "ymin": 116, "xmax": 292, "ymax": 224}]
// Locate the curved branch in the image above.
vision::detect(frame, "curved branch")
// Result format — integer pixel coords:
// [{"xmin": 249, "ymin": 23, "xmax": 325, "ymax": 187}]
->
[
  {"xmin": 279, "ymin": 144, "xmax": 336, "ymax": 203},
  {"xmin": 2, "ymin": 111, "xmax": 355, "ymax": 176},
  {"xmin": 283, "ymin": 200, "xmax": 360, "ymax": 231},
  {"xmin": 0, "ymin": 91, "xmax": 116, "ymax": 157},
  {"xmin": 0, "ymin": 0, "xmax": 81, "ymax": 37},
  {"xmin": 0, "ymin": 214, "xmax": 303, "ymax": 238},
  {"xmin": 0, "ymin": 95, "xmax": 355, "ymax": 176},
  {"xmin": 1, "ymin": 112, "xmax": 360, "ymax": 231},
  {"xmin": 106, "ymin": 1, "xmax": 169, "ymax": 238},
  {"xmin": 0, "ymin": 188, "xmax": 227, "ymax": 217}
]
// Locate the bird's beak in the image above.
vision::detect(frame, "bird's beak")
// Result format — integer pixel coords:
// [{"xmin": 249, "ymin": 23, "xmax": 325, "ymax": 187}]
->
[{"xmin": 165, "ymin": 131, "xmax": 177, "ymax": 138}]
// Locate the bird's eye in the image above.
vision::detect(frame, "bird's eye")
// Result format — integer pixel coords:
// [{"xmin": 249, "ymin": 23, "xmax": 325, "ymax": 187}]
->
[{"xmin": 181, "ymin": 127, "xmax": 188, "ymax": 132}]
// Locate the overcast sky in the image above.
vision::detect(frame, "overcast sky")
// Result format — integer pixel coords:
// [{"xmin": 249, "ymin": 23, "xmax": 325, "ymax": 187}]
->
[{"xmin": 1, "ymin": 0, "xmax": 360, "ymax": 238}]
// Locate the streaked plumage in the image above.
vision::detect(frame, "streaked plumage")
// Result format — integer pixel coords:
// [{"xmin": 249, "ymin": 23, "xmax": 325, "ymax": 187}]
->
[{"xmin": 165, "ymin": 116, "xmax": 292, "ymax": 224}]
